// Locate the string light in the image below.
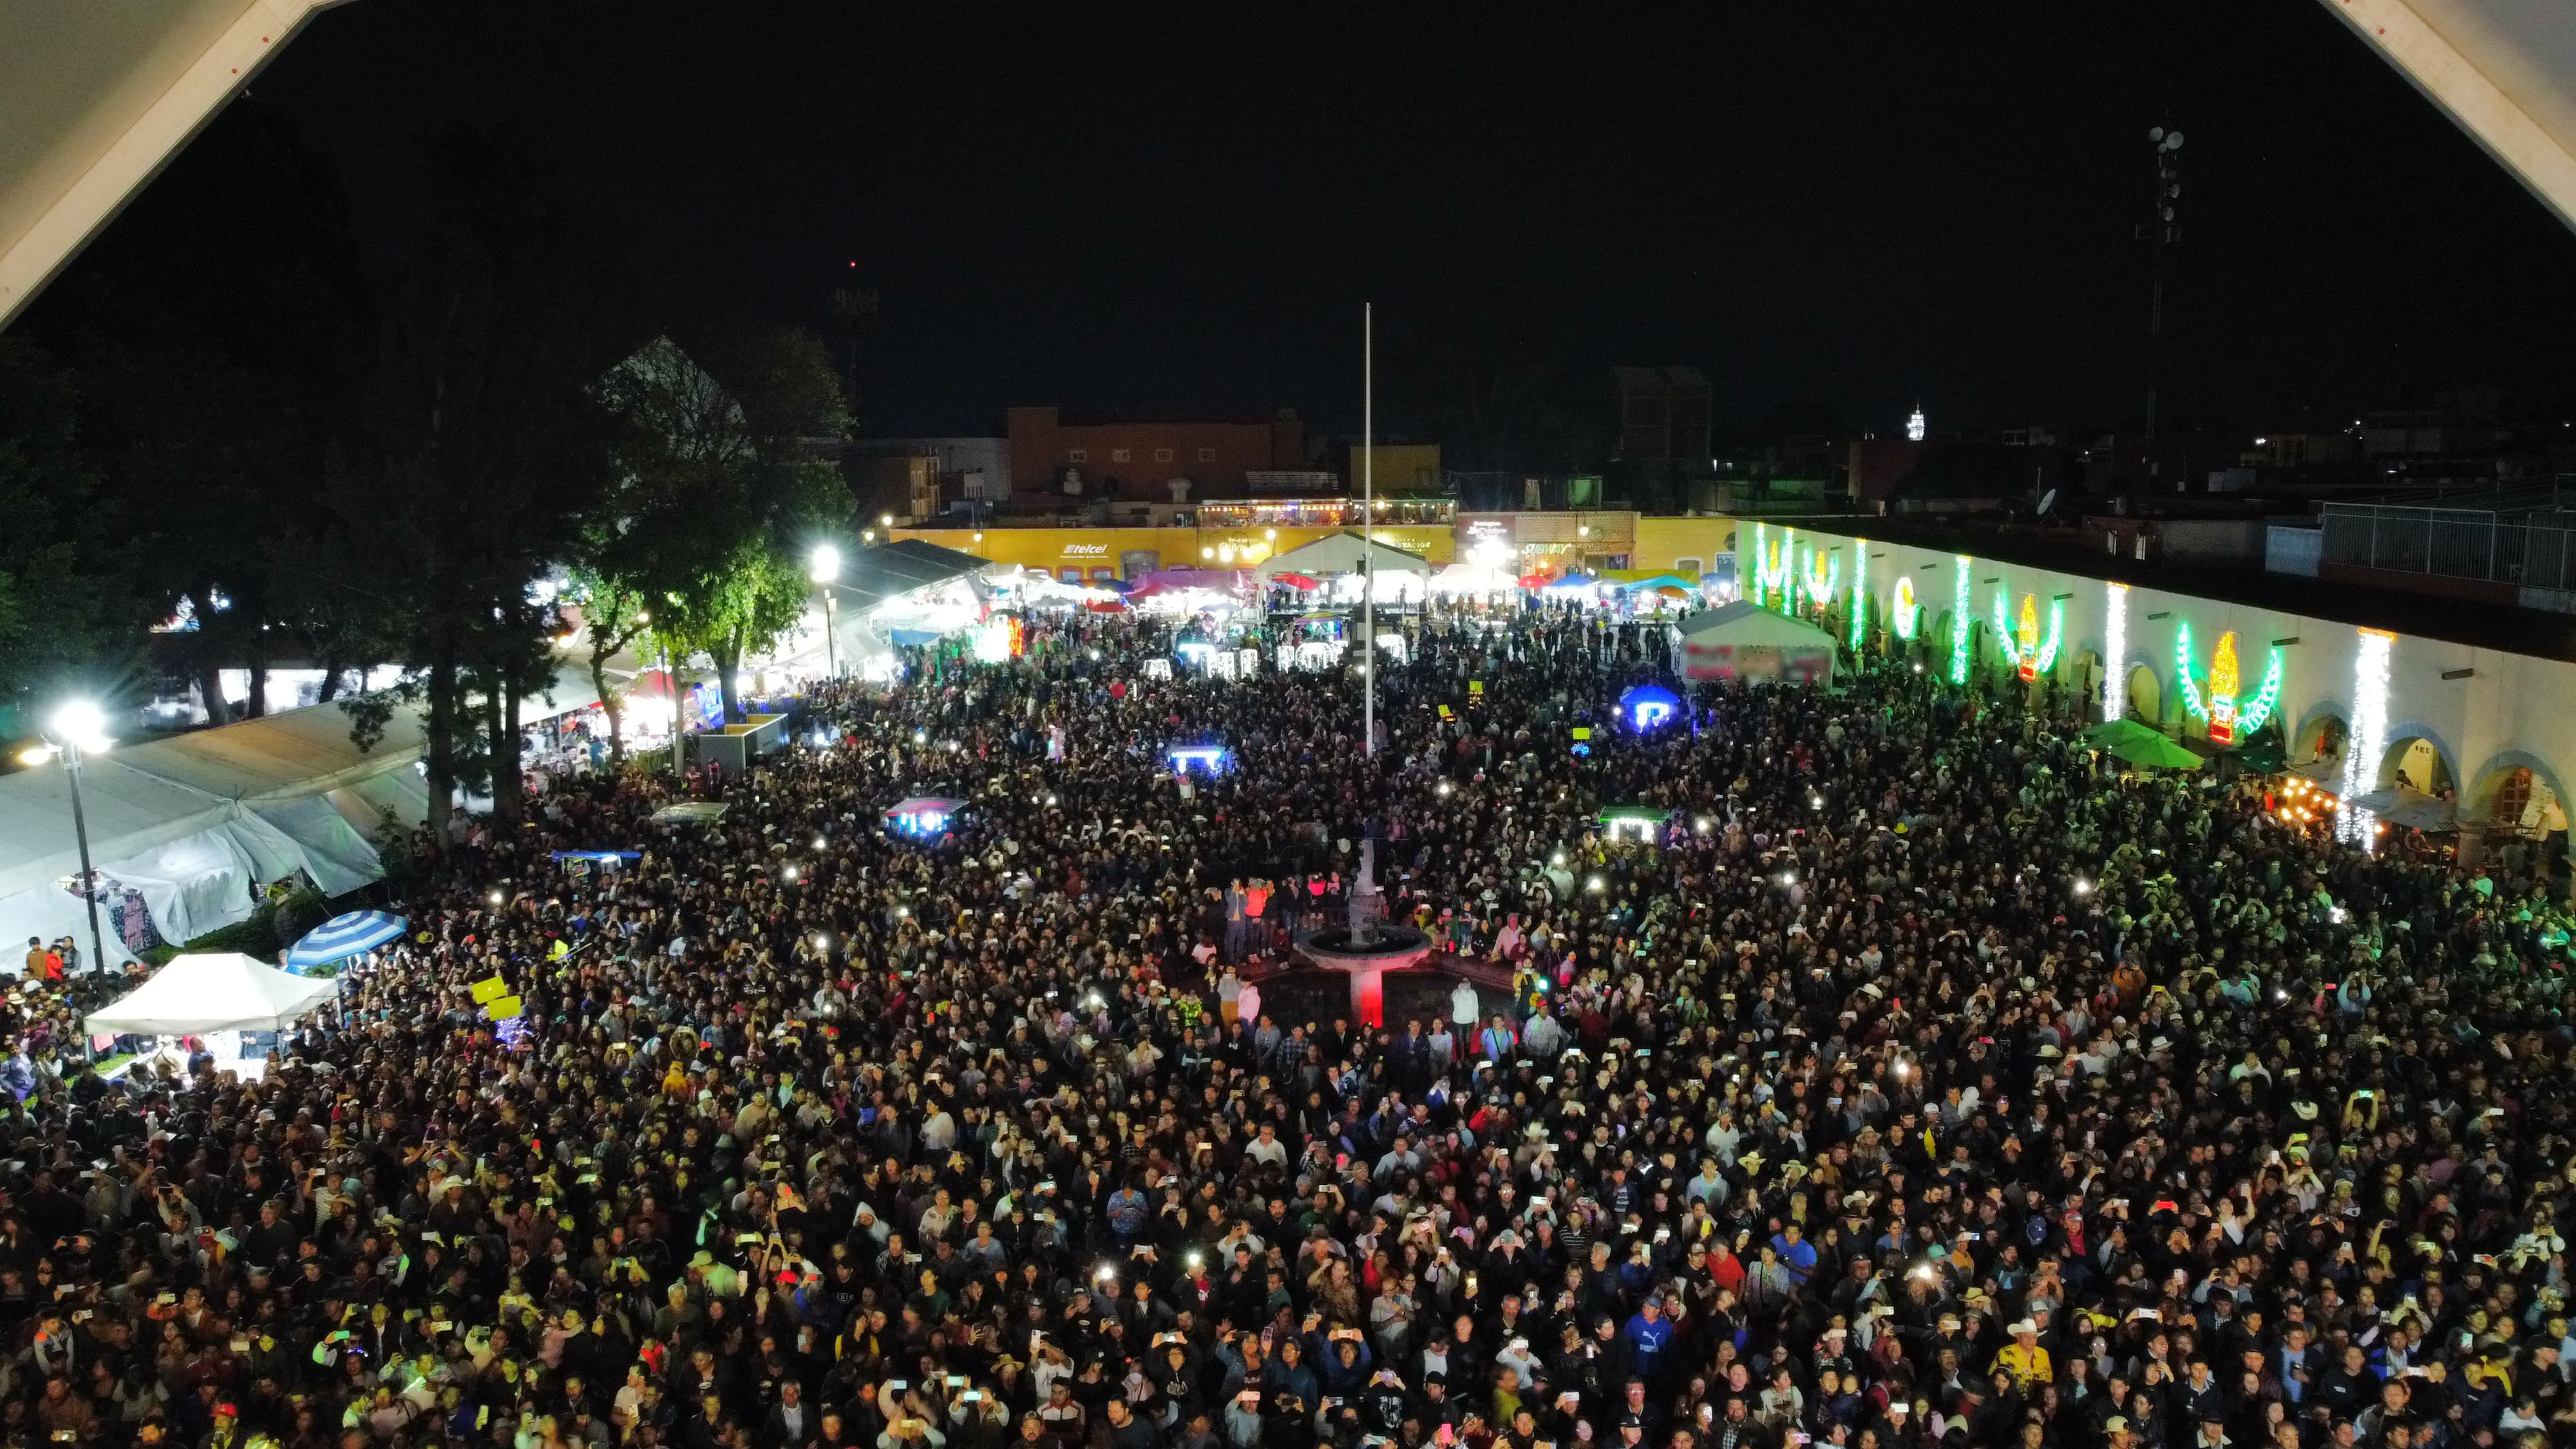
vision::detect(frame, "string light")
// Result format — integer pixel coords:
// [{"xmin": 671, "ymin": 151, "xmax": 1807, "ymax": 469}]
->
[
  {"xmin": 1802, "ymin": 544, "xmax": 1841, "ymax": 610},
  {"xmin": 1850, "ymin": 538, "xmax": 1870, "ymax": 650},
  {"xmin": 2175, "ymin": 623, "xmax": 2284, "ymax": 745},
  {"xmin": 2340, "ymin": 629, "xmax": 2394, "ymax": 850},
  {"xmin": 1751, "ymin": 524, "xmax": 1795, "ymax": 609},
  {"xmin": 1989, "ymin": 591, "xmax": 2062, "ymax": 682},
  {"xmin": 2101, "ymin": 583, "xmax": 2128, "ymax": 722},
  {"xmin": 1948, "ymin": 556, "xmax": 1972, "ymax": 685}
]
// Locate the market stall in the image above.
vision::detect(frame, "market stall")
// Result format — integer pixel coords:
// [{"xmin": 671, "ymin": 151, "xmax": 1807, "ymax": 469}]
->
[
  {"xmin": 1672, "ymin": 602, "xmax": 1838, "ymax": 685},
  {"xmin": 87, "ymin": 951, "xmax": 339, "ymax": 1036}
]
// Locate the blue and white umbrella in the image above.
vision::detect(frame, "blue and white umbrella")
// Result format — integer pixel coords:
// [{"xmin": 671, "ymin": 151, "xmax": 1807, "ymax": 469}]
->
[{"xmin": 285, "ymin": 911, "xmax": 408, "ymax": 971}]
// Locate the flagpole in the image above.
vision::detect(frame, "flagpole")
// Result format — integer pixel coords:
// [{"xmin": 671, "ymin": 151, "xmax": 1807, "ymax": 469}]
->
[{"xmin": 1362, "ymin": 301, "xmax": 1374, "ymax": 760}]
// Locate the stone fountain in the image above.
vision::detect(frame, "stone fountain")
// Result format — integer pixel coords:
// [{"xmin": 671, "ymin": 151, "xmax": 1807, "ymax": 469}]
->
[{"xmin": 1294, "ymin": 837, "xmax": 1432, "ymax": 1027}]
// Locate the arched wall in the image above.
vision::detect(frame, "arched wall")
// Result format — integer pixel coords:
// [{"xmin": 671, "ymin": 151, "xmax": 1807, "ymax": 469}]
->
[{"xmin": 1766, "ymin": 527, "xmax": 2576, "ymax": 819}]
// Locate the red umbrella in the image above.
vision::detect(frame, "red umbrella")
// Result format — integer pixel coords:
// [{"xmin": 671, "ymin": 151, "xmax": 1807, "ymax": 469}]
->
[
  {"xmin": 1083, "ymin": 598, "xmax": 1128, "ymax": 614},
  {"xmin": 1275, "ymin": 573, "xmax": 1321, "ymax": 589},
  {"xmin": 1518, "ymin": 573, "xmax": 1553, "ymax": 589}
]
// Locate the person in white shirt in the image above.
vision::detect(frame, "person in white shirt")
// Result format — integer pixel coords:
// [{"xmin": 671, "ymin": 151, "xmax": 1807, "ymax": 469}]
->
[{"xmin": 1450, "ymin": 980, "xmax": 1480, "ymax": 1061}]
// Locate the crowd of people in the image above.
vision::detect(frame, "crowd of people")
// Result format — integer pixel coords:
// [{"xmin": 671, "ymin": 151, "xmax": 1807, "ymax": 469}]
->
[{"xmin": 6, "ymin": 607, "xmax": 2576, "ymax": 1449}]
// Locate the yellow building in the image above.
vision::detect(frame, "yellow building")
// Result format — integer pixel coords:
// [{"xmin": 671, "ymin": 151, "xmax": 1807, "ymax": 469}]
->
[
  {"xmin": 894, "ymin": 522, "xmax": 1455, "ymax": 583},
  {"xmin": 1631, "ymin": 516, "xmax": 1736, "ymax": 577},
  {"xmin": 1345, "ymin": 444, "xmax": 1441, "ymax": 494}
]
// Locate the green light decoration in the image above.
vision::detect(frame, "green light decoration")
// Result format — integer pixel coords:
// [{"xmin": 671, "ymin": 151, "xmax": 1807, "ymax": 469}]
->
[
  {"xmin": 1849, "ymin": 538, "xmax": 1869, "ymax": 650},
  {"xmin": 1750, "ymin": 523, "xmax": 1793, "ymax": 609},
  {"xmin": 2175, "ymin": 621, "xmax": 2206, "ymax": 720},
  {"xmin": 1947, "ymin": 555, "xmax": 1972, "ymax": 684},
  {"xmin": 2174, "ymin": 621, "xmax": 2285, "ymax": 746},
  {"xmin": 1801, "ymin": 544, "xmax": 1841, "ymax": 611},
  {"xmin": 1892, "ymin": 576, "xmax": 1920, "ymax": 641},
  {"xmin": 1990, "ymin": 590, "xmax": 2065, "ymax": 682}
]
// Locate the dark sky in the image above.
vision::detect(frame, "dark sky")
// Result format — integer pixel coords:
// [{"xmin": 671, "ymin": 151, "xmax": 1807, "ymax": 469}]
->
[{"xmin": 230, "ymin": 0, "xmax": 2576, "ymax": 439}]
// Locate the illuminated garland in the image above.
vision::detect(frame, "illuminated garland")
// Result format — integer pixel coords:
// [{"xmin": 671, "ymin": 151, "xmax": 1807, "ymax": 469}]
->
[
  {"xmin": 1857, "ymin": 546, "xmax": 1875, "ymax": 645},
  {"xmin": 1892, "ymin": 576, "xmax": 1921, "ymax": 641},
  {"xmin": 1750, "ymin": 524, "xmax": 1794, "ymax": 609},
  {"xmin": 1991, "ymin": 591, "xmax": 2066, "ymax": 683},
  {"xmin": 2101, "ymin": 583, "xmax": 2128, "ymax": 721},
  {"xmin": 1801, "ymin": 545, "xmax": 1841, "ymax": 610},
  {"xmin": 2340, "ymin": 629, "xmax": 2394, "ymax": 849},
  {"xmin": 2174, "ymin": 621, "xmax": 2286, "ymax": 746},
  {"xmin": 1948, "ymin": 556, "xmax": 1972, "ymax": 684}
]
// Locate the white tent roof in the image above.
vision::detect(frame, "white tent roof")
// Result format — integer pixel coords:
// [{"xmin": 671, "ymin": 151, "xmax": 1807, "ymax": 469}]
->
[
  {"xmin": 84, "ymin": 951, "xmax": 339, "ymax": 1035},
  {"xmin": 1257, "ymin": 531, "xmax": 1434, "ymax": 581},
  {"xmin": 0, "ymin": 757, "xmax": 238, "ymax": 902},
  {"xmin": 1674, "ymin": 601, "xmax": 1838, "ymax": 647},
  {"xmin": 1427, "ymin": 562, "xmax": 1521, "ymax": 596}
]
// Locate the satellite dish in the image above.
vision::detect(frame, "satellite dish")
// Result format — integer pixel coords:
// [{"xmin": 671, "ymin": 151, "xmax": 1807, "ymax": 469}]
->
[
  {"xmin": 2149, "ymin": 126, "xmax": 2165, "ymax": 142},
  {"xmin": 2038, "ymin": 489, "xmax": 2058, "ymax": 516}
]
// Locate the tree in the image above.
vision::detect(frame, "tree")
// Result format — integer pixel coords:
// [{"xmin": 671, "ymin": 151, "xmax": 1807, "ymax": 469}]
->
[
  {"xmin": 592, "ymin": 329, "xmax": 849, "ymax": 726},
  {"xmin": 352, "ymin": 129, "xmax": 638, "ymax": 830},
  {"xmin": 0, "ymin": 339, "xmax": 148, "ymax": 726},
  {"xmin": 20, "ymin": 106, "xmax": 372, "ymax": 726}
]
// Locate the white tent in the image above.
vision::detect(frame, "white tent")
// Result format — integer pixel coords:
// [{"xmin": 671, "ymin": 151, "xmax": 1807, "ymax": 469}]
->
[
  {"xmin": 1426, "ymin": 561, "xmax": 1522, "ymax": 598},
  {"xmin": 85, "ymin": 952, "xmax": 339, "ymax": 1036},
  {"xmin": 0, "ymin": 668, "xmax": 591, "ymax": 971},
  {"xmin": 1673, "ymin": 602, "xmax": 1839, "ymax": 685},
  {"xmin": 1256, "ymin": 531, "xmax": 1435, "ymax": 583}
]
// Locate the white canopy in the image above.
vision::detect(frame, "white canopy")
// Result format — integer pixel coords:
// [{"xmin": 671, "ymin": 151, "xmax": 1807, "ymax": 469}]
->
[
  {"xmin": 1674, "ymin": 601, "xmax": 1839, "ymax": 685},
  {"xmin": 1426, "ymin": 562, "xmax": 1522, "ymax": 597},
  {"xmin": 85, "ymin": 952, "xmax": 339, "ymax": 1036},
  {"xmin": 1257, "ymin": 531, "xmax": 1434, "ymax": 582}
]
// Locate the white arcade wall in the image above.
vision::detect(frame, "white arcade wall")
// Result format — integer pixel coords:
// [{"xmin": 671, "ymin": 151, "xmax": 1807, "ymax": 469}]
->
[{"xmin": 1739, "ymin": 524, "xmax": 2576, "ymax": 844}]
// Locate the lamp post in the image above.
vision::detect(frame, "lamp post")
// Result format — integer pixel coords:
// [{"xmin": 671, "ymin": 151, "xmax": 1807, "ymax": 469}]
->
[
  {"xmin": 639, "ymin": 611, "xmax": 683, "ymax": 785},
  {"xmin": 27, "ymin": 701, "xmax": 113, "ymax": 978},
  {"xmin": 811, "ymin": 544, "xmax": 843, "ymax": 679}
]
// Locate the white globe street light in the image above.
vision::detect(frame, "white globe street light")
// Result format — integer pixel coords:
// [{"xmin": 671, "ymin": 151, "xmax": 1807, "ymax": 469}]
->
[{"xmin": 38, "ymin": 699, "xmax": 113, "ymax": 977}]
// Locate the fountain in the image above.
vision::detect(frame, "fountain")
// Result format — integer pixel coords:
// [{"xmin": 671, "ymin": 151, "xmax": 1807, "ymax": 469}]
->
[{"xmin": 1295, "ymin": 837, "xmax": 1431, "ymax": 1027}]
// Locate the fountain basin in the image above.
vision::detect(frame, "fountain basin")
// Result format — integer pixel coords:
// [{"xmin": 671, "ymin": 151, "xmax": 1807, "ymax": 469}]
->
[{"xmin": 1295, "ymin": 923, "xmax": 1434, "ymax": 1027}]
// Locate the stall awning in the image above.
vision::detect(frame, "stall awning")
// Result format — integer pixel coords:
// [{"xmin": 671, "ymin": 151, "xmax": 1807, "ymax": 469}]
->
[{"xmin": 86, "ymin": 952, "xmax": 339, "ymax": 1035}]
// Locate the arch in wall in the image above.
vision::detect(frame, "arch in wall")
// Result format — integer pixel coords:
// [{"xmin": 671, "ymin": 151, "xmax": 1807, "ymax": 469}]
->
[
  {"xmin": 2464, "ymin": 749, "xmax": 2573, "ymax": 831},
  {"xmin": 2070, "ymin": 650, "xmax": 2105, "ymax": 717},
  {"xmin": 2378, "ymin": 724, "xmax": 2461, "ymax": 799},
  {"xmin": 2125, "ymin": 663, "xmax": 2163, "ymax": 726},
  {"xmin": 2289, "ymin": 703, "xmax": 2351, "ymax": 772}
]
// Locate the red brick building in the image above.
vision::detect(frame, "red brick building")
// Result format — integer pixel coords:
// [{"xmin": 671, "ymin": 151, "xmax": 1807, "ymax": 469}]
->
[{"xmin": 1007, "ymin": 406, "xmax": 1307, "ymax": 503}]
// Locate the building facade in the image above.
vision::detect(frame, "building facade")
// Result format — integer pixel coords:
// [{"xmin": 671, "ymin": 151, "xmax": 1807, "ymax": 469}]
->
[{"xmin": 1006, "ymin": 406, "xmax": 1307, "ymax": 504}]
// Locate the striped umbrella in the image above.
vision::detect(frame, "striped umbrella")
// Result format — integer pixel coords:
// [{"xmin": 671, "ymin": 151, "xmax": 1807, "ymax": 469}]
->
[{"xmin": 285, "ymin": 911, "xmax": 408, "ymax": 971}]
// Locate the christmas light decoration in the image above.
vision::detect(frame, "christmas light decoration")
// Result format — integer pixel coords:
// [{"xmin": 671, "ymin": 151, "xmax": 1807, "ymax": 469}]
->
[
  {"xmin": 1892, "ymin": 576, "xmax": 1920, "ymax": 641},
  {"xmin": 2174, "ymin": 622, "xmax": 2285, "ymax": 746},
  {"xmin": 2101, "ymin": 583, "xmax": 2128, "ymax": 722},
  {"xmin": 1990, "ymin": 591, "xmax": 2065, "ymax": 683},
  {"xmin": 1948, "ymin": 556, "xmax": 1972, "ymax": 684},
  {"xmin": 1802, "ymin": 544, "xmax": 1841, "ymax": 610},
  {"xmin": 1849, "ymin": 539, "xmax": 1869, "ymax": 650},
  {"xmin": 2340, "ymin": 629, "xmax": 2394, "ymax": 850},
  {"xmin": 1750, "ymin": 524, "xmax": 1794, "ymax": 609}
]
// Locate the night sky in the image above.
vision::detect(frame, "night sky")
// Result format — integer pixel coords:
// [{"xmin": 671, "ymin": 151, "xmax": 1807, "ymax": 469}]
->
[{"xmin": 232, "ymin": 1, "xmax": 2576, "ymax": 440}]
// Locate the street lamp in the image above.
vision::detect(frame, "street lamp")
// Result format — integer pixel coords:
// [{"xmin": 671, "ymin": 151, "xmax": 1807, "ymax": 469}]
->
[
  {"xmin": 810, "ymin": 545, "xmax": 843, "ymax": 680},
  {"xmin": 638, "ymin": 609, "xmax": 684, "ymax": 784},
  {"xmin": 22, "ymin": 700, "xmax": 113, "ymax": 978}
]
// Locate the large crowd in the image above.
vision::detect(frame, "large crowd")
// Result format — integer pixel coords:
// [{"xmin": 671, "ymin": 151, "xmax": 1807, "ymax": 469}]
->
[{"xmin": 3, "ymin": 607, "xmax": 2575, "ymax": 1449}]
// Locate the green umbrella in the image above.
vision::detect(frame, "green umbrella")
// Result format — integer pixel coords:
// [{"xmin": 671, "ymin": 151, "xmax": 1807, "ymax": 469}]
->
[
  {"xmin": 2230, "ymin": 732, "xmax": 2287, "ymax": 773},
  {"xmin": 2082, "ymin": 718, "xmax": 2205, "ymax": 770}
]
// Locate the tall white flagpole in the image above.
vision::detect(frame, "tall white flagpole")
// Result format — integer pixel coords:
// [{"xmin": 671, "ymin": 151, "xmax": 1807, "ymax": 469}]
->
[{"xmin": 1362, "ymin": 302, "xmax": 1374, "ymax": 759}]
